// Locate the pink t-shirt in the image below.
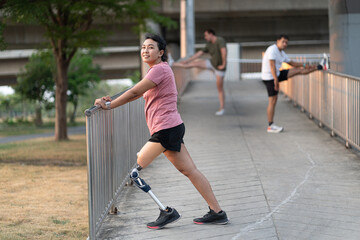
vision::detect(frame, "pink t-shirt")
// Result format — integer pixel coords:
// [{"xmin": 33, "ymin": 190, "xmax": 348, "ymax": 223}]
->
[{"xmin": 143, "ymin": 62, "xmax": 183, "ymax": 135}]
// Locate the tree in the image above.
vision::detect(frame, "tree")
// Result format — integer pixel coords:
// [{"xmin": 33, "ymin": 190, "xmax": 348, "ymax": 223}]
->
[
  {"xmin": 68, "ymin": 51, "xmax": 100, "ymax": 123},
  {"xmin": 15, "ymin": 51, "xmax": 55, "ymax": 126},
  {"xmin": 1, "ymin": 0, "xmax": 176, "ymax": 140},
  {"xmin": 14, "ymin": 50, "xmax": 101, "ymax": 125}
]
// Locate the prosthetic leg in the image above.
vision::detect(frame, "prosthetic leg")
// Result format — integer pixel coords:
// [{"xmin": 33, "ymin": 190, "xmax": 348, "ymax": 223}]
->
[
  {"xmin": 130, "ymin": 165, "xmax": 181, "ymax": 229},
  {"xmin": 130, "ymin": 167, "xmax": 166, "ymax": 210}
]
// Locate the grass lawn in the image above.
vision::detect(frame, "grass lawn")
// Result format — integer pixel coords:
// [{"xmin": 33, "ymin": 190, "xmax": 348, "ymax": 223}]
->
[
  {"xmin": 0, "ymin": 135, "xmax": 88, "ymax": 240},
  {"xmin": 0, "ymin": 135, "xmax": 87, "ymax": 166}
]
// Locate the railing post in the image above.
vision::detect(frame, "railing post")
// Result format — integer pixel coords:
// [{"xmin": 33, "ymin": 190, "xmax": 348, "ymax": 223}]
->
[
  {"xmin": 330, "ymin": 73, "xmax": 335, "ymax": 137},
  {"xmin": 301, "ymin": 74, "xmax": 305, "ymax": 112},
  {"xmin": 86, "ymin": 116, "xmax": 96, "ymax": 240},
  {"xmin": 319, "ymin": 71, "xmax": 323, "ymax": 127},
  {"xmin": 345, "ymin": 77, "xmax": 349, "ymax": 148},
  {"xmin": 309, "ymin": 73, "xmax": 313, "ymax": 119}
]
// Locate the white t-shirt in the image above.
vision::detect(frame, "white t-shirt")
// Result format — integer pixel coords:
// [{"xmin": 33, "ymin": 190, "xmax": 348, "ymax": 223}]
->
[{"xmin": 261, "ymin": 44, "xmax": 290, "ymax": 80}]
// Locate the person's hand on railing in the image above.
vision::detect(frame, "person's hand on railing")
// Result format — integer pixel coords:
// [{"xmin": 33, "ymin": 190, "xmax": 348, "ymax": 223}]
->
[{"xmin": 94, "ymin": 96, "xmax": 112, "ymax": 110}]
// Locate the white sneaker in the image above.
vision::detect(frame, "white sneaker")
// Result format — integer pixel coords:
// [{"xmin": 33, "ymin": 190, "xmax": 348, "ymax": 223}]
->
[
  {"xmin": 215, "ymin": 109, "xmax": 225, "ymax": 116},
  {"xmin": 267, "ymin": 124, "xmax": 283, "ymax": 133},
  {"xmin": 319, "ymin": 53, "xmax": 329, "ymax": 70}
]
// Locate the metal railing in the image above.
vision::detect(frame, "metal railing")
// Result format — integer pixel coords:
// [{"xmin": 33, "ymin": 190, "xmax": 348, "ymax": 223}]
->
[
  {"xmin": 280, "ymin": 70, "xmax": 360, "ymax": 151},
  {"xmin": 84, "ymin": 92, "xmax": 149, "ymax": 239}
]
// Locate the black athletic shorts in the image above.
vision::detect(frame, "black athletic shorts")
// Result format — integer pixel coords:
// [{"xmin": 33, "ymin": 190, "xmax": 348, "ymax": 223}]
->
[
  {"xmin": 148, "ymin": 123, "xmax": 185, "ymax": 152},
  {"xmin": 263, "ymin": 70, "xmax": 289, "ymax": 97}
]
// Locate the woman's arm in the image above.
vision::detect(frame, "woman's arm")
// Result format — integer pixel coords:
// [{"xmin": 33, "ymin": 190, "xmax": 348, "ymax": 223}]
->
[{"xmin": 94, "ymin": 78, "xmax": 156, "ymax": 109}]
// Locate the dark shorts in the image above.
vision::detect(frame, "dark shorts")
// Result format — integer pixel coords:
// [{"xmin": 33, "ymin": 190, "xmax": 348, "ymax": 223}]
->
[
  {"xmin": 148, "ymin": 123, "xmax": 185, "ymax": 152},
  {"xmin": 263, "ymin": 70, "xmax": 289, "ymax": 97}
]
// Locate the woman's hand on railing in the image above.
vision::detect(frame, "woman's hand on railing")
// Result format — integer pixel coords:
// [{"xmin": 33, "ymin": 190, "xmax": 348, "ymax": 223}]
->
[{"xmin": 94, "ymin": 96, "xmax": 112, "ymax": 110}]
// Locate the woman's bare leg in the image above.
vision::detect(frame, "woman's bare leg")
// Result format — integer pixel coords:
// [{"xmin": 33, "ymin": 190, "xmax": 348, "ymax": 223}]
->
[
  {"xmin": 164, "ymin": 144, "xmax": 222, "ymax": 213},
  {"xmin": 137, "ymin": 142, "xmax": 166, "ymax": 168}
]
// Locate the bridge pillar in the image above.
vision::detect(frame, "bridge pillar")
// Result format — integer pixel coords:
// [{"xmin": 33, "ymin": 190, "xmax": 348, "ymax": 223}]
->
[
  {"xmin": 329, "ymin": 0, "xmax": 360, "ymax": 77},
  {"xmin": 180, "ymin": 0, "xmax": 195, "ymax": 58}
]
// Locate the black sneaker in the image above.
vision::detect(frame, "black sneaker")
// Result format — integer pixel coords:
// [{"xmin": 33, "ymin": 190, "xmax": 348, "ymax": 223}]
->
[
  {"xmin": 193, "ymin": 207, "xmax": 229, "ymax": 225},
  {"xmin": 147, "ymin": 207, "xmax": 181, "ymax": 229}
]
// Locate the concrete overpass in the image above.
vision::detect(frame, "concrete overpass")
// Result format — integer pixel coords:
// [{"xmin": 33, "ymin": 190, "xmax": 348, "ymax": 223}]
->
[
  {"xmin": 0, "ymin": 47, "xmax": 141, "ymax": 86},
  {"xmin": 0, "ymin": 0, "xmax": 329, "ymax": 86}
]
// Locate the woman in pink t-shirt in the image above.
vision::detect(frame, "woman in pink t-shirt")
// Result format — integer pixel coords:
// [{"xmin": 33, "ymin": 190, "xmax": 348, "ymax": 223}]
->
[{"xmin": 95, "ymin": 34, "xmax": 228, "ymax": 229}]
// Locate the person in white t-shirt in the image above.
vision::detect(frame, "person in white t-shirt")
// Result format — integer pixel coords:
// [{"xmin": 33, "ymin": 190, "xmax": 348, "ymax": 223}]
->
[{"xmin": 261, "ymin": 34, "xmax": 322, "ymax": 133}]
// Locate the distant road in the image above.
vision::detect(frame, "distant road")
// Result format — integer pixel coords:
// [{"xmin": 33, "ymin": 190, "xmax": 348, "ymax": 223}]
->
[{"xmin": 0, "ymin": 126, "xmax": 85, "ymax": 144}]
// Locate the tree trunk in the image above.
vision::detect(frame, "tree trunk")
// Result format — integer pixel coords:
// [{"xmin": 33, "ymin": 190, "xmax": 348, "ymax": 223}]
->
[
  {"xmin": 54, "ymin": 58, "xmax": 69, "ymax": 141},
  {"xmin": 34, "ymin": 102, "xmax": 43, "ymax": 126}
]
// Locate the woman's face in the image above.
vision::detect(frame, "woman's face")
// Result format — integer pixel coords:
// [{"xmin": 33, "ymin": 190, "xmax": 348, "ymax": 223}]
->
[{"xmin": 141, "ymin": 39, "xmax": 163, "ymax": 65}]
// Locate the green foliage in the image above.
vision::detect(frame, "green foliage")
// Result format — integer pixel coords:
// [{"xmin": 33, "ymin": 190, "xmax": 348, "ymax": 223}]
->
[
  {"xmin": 1, "ymin": 0, "xmax": 177, "ymax": 137},
  {"xmin": 128, "ymin": 70, "xmax": 141, "ymax": 84},
  {"xmin": 78, "ymin": 80, "xmax": 131, "ymax": 113},
  {"xmin": 67, "ymin": 51, "xmax": 101, "ymax": 122},
  {"xmin": 0, "ymin": 21, "xmax": 7, "ymax": 50},
  {"xmin": 15, "ymin": 51, "xmax": 55, "ymax": 105},
  {"xmin": 2, "ymin": 0, "xmax": 177, "ymax": 51},
  {"xmin": 14, "ymin": 49, "xmax": 101, "ymax": 123},
  {"xmin": 68, "ymin": 52, "xmax": 101, "ymax": 105},
  {"xmin": 0, "ymin": 93, "xmax": 35, "ymax": 119}
]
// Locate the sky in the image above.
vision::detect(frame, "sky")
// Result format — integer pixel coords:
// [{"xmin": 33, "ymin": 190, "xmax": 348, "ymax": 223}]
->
[{"xmin": 0, "ymin": 86, "xmax": 15, "ymax": 96}]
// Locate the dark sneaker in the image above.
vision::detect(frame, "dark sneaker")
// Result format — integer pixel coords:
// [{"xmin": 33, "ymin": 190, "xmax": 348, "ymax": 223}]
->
[
  {"xmin": 193, "ymin": 207, "xmax": 229, "ymax": 225},
  {"xmin": 147, "ymin": 207, "xmax": 181, "ymax": 229}
]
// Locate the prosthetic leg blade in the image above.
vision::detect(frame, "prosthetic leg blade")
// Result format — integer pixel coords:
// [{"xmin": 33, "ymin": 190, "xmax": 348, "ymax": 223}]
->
[
  {"xmin": 130, "ymin": 168, "xmax": 166, "ymax": 210},
  {"xmin": 129, "ymin": 167, "xmax": 181, "ymax": 229}
]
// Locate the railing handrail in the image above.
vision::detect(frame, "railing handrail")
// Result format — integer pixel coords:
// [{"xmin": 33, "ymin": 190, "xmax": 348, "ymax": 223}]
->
[
  {"xmin": 281, "ymin": 70, "xmax": 360, "ymax": 152},
  {"xmin": 327, "ymin": 69, "xmax": 360, "ymax": 82},
  {"xmin": 85, "ymin": 89, "xmax": 129, "ymax": 117}
]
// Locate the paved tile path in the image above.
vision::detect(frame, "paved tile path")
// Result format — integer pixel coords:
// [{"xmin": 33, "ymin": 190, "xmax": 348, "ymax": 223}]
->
[{"xmin": 98, "ymin": 79, "xmax": 360, "ymax": 240}]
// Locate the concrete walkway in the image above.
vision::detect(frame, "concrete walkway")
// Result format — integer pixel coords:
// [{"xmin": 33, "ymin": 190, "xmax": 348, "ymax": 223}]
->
[{"xmin": 97, "ymin": 79, "xmax": 360, "ymax": 240}]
